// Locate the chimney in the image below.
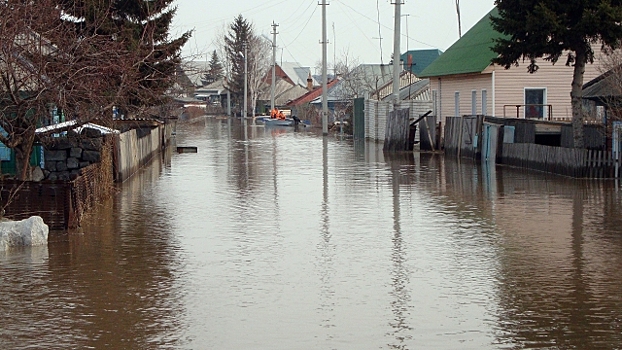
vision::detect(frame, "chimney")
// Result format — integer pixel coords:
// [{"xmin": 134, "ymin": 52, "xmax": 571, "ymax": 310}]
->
[{"xmin": 307, "ymin": 72, "xmax": 313, "ymax": 91}]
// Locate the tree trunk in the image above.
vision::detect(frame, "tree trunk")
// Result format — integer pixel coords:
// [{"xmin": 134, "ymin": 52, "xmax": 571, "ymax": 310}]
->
[
  {"xmin": 14, "ymin": 134, "xmax": 35, "ymax": 181},
  {"xmin": 571, "ymin": 49, "xmax": 586, "ymax": 149}
]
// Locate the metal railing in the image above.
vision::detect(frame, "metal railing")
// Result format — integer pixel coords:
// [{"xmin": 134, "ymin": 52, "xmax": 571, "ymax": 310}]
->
[{"xmin": 503, "ymin": 104, "xmax": 553, "ymax": 120}]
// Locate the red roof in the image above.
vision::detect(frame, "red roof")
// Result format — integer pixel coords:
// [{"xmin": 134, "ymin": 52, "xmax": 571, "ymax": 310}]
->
[{"xmin": 286, "ymin": 79, "xmax": 340, "ymax": 106}]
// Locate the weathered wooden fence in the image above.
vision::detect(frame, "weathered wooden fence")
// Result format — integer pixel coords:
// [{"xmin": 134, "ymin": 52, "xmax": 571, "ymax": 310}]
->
[
  {"xmin": 0, "ymin": 136, "xmax": 115, "ymax": 230},
  {"xmin": 383, "ymin": 108, "xmax": 410, "ymax": 152},
  {"xmin": 560, "ymin": 124, "xmax": 606, "ymax": 149},
  {"xmin": 502, "ymin": 143, "xmax": 621, "ymax": 178},
  {"xmin": 364, "ymin": 99, "xmax": 433, "ymax": 142},
  {"xmin": 443, "ymin": 116, "xmax": 484, "ymax": 159},
  {"xmin": 445, "ymin": 116, "xmax": 622, "ymax": 178}
]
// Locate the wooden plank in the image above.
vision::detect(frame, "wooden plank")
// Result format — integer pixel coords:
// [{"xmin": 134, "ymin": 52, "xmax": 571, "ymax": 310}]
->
[{"xmin": 383, "ymin": 108, "xmax": 410, "ymax": 152}]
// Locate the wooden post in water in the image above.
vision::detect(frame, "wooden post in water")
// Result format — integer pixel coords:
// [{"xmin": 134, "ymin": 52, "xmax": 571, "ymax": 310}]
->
[{"xmin": 383, "ymin": 108, "xmax": 410, "ymax": 152}]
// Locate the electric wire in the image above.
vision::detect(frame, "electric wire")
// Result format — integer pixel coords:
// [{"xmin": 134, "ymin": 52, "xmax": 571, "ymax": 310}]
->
[
  {"xmin": 278, "ymin": 0, "xmax": 314, "ymax": 28},
  {"xmin": 336, "ymin": 0, "xmax": 435, "ymax": 48},
  {"xmin": 282, "ymin": 4, "xmax": 318, "ymax": 47}
]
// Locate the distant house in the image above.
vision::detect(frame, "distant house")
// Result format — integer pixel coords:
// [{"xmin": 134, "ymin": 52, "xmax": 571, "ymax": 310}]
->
[
  {"xmin": 286, "ymin": 78, "xmax": 341, "ymax": 120},
  {"xmin": 372, "ymin": 71, "xmax": 431, "ymax": 102},
  {"xmin": 259, "ymin": 62, "xmax": 317, "ymax": 110},
  {"xmin": 264, "ymin": 62, "xmax": 318, "ymax": 88},
  {"xmin": 180, "ymin": 60, "xmax": 211, "ymax": 88},
  {"xmin": 338, "ymin": 64, "xmax": 394, "ymax": 100},
  {"xmin": 401, "ymin": 49, "xmax": 443, "ymax": 77},
  {"xmin": 419, "ymin": 7, "xmax": 604, "ymax": 124}
]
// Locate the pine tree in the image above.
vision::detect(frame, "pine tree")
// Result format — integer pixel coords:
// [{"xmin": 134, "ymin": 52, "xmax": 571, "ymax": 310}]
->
[
  {"xmin": 491, "ymin": 0, "xmax": 622, "ymax": 148},
  {"xmin": 58, "ymin": 0, "xmax": 191, "ymax": 113},
  {"xmin": 224, "ymin": 15, "xmax": 254, "ymax": 111},
  {"xmin": 204, "ymin": 50, "xmax": 224, "ymax": 85}
]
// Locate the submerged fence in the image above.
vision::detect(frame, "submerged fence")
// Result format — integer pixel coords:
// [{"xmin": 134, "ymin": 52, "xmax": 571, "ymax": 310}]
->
[
  {"xmin": 364, "ymin": 99, "xmax": 433, "ymax": 142},
  {"xmin": 502, "ymin": 144, "xmax": 622, "ymax": 179},
  {"xmin": 445, "ymin": 116, "xmax": 622, "ymax": 179},
  {"xmin": 0, "ymin": 136, "xmax": 114, "ymax": 229}
]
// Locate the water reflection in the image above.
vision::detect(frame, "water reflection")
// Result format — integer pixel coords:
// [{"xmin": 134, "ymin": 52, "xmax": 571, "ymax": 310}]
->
[
  {"xmin": 3, "ymin": 118, "xmax": 622, "ymax": 349},
  {"xmin": 317, "ymin": 136, "xmax": 336, "ymax": 337},
  {"xmin": 386, "ymin": 152, "xmax": 416, "ymax": 349},
  {"xmin": 434, "ymin": 156, "xmax": 622, "ymax": 349},
  {"xmin": 0, "ymin": 149, "xmax": 187, "ymax": 349}
]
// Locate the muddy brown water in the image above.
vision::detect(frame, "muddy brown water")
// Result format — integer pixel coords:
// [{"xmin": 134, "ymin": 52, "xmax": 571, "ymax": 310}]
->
[{"xmin": 2, "ymin": 117, "xmax": 622, "ymax": 349}]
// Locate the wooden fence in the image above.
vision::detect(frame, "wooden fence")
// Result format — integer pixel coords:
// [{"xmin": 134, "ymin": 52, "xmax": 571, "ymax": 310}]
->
[
  {"xmin": 0, "ymin": 136, "xmax": 114, "ymax": 230},
  {"xmin": 502, "ymin": 143, "xmax": 622, "ymax": 179},
  {"xmin": 443, "ymin": 116, "xmax": 484, "ymax": 159},
  {"xmin": 445, "ymin": 116, "xmax": 622, "ymax": 179},
  {"xmin": 364, "ymin": 99, "xmax": 433, "ymax": 142}
]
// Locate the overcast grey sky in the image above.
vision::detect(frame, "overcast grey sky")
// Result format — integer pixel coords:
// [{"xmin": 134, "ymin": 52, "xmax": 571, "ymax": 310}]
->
[{"xmin": 171, "ymin": 0, "xmax": 495, "ymax": 69}]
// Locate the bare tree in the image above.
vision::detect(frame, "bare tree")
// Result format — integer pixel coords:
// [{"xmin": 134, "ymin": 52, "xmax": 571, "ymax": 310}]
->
[
  {"xmin": 589, "ymin": 50, "xmax": 622, "ymax": 142},
  {"xmin": 0, "ymin": 0, "xmax": 188, "ymax": 180},
  {"xmin": 0, "ymin": 0, "xmax": 130, "ymax": 180},
  {"xmin": 247, "ymin": 35, "xmax": 272, "ymax": 117}
]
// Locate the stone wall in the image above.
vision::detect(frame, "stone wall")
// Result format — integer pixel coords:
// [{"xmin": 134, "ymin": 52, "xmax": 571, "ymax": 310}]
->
[{"xmin": 43, "ymin": 130, "xmax": 105, "ymax": 181}]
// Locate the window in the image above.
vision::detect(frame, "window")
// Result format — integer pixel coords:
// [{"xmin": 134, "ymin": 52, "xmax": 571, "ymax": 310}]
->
[
  {"xmin": 471, "ymin": 90, "xmax": 477, "ymax": 116},
  {"xmin": 455, "ymin": 92, "xmax": 460, "ymax": 117},
  {"xmin": 525, "ymin": 88, "xmax": 546, "ymax": 119},
  {"xmin": 482, "ymin": 90, "xmax": 488, "ymax": 116}
]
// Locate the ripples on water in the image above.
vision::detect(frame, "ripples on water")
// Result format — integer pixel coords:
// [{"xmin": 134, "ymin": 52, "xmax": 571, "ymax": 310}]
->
[{"xmin": 2, "ymin": 117, "xmax": 622, "ymax": 349}]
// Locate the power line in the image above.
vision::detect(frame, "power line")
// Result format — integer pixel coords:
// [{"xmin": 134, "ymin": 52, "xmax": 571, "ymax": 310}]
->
[
  {"xmin": 334, "ymin": 2, "xmax": 377, "ymax": 49},
  {"xmin": 181, "ymin": 0, "xmax": 291, "ymax": 32},
  {"xmin": 279, "ymin": 0, "xmax": 314, "ymax": 27},
  {"xmin": 283, "ymin": 5, "xmax": 318, "ymax": 47},
  {"xmin": 336, "ymin": 0, "xmax": 435, "ymax": 48}
]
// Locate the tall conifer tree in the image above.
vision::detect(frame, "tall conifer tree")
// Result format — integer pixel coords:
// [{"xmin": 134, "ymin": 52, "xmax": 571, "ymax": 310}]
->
[
  {"xmin": 205, "ymin": 50, "xmax": 224, "ymax": 85},
  {"xmin": 58, "ymin": 0, "xmax": 191, "ymax": 112},
  {"xmin": 491, "ymin": 0, "xmax": 622, "ymax": 148},
  {"xmin": 224, "ymin": 15, "xmax": 254, "ymax": 111}
]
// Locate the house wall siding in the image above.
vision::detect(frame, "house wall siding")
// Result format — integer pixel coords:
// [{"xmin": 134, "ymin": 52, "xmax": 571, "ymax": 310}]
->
[
  {"xmin": 430, "ymin": 53, "xmax": 605, "ymax": 123},
  {"xmin": 493, "ymin": 59, "xmax": 602, "ymax": 120},
  {"xmin": 430, "ymin": 74, "xmax": 492, "ymax": 126}
]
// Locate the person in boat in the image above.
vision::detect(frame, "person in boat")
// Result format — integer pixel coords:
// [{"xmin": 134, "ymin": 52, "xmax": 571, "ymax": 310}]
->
[
  {"xmin": 277, "ymin": 110, "xmax": 286, "ymax": 120},
  {"xmin": 270, "ymin": 108, "xmax": 278, "ymax": 119}
]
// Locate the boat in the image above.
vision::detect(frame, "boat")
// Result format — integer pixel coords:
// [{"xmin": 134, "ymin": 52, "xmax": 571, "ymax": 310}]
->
[{"xmin": 263, "ymin": 117, "xmax": 295, "ymax": 127}]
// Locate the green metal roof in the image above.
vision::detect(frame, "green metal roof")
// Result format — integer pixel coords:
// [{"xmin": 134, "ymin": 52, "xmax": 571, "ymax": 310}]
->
[
  {"xmin": 419, "ymin": 7, "xmax": 504, "ymax": 78},
  {"xmin": 401, "ymin": 49, "xmax": 443, "ymax": 76}
]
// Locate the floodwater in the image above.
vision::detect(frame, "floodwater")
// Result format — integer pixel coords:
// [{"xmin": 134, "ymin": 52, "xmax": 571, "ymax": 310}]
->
[{"xmin": 2, "ymin": 117, "xmax": 622, "ymax": 349}]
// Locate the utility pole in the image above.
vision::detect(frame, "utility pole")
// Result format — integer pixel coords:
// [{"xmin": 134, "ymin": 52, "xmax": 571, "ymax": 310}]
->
[
  {"xmin": 226, "ymin": 58, "xmax": 231, "ymax": 118},
  {"xmin": 456, "ymin": 0, "xmax": 462, "ymax": 38},
  {"xmin": 243, "ymin": 42, "xmax": 248, "ymax": 119},
  {"xmin": 320, "ymin": 0, "xmax": 329, "ymax": 135},
  {"xmin": 332, "ymin": 22, "xmax": 336, "ymax": 76},
  {"xmin": 271, "ymin": 22, "xmax": 278, "ymax": 112},
  {"xmin": 392, "ymin": 0, "xmax": 403, "ymax": 105}
]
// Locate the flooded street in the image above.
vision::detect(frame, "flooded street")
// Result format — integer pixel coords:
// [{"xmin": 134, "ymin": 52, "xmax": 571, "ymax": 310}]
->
[{"xmin": 2, "ymin": 117, "xmax": 622, "ymax": 349}]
